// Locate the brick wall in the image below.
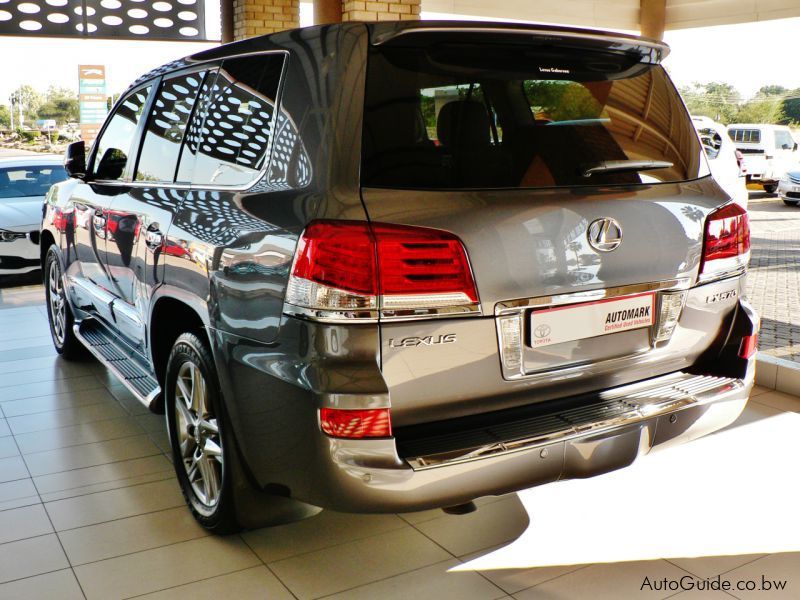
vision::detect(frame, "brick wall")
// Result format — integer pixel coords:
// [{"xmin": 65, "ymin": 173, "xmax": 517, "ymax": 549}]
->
[
  {"xmin": 342, "ymin": 0, "xmax": 421, "ymax": 21},
  {"xmin": 233, "ymin": 0, "xmax": 300, "ymax": 40}
]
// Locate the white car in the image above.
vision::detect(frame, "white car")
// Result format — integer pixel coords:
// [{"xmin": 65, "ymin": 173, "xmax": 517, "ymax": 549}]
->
[
  {"xmin": 727, "ymin": 123, "xmax": 798, "ymax": 193},
  {"xmin": 0, "ymin": 155, "xmax": 67, "ymax": 275},
  {"xmin": 693, "ymin": 117, "xmax": 748, "ymax": 208},
  {"xmin": 778, "ymin": 170, "xmax": 800, "ymax": 206}
]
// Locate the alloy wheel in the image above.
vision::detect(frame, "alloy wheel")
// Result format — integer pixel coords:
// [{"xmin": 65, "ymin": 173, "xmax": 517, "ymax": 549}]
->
[
  {"xmin": 47, "ymin": 260, "xmax": 66, "ymax": 345},
  {"xmin": 174, "ymin": 361, "xmax": 224, "ymax": 509}
]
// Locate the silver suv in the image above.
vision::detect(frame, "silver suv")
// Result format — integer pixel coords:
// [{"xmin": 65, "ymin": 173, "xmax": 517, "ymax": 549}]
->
[{"xmin": 41, "ymin": 21, "xmax": 758, "ymax": 533}]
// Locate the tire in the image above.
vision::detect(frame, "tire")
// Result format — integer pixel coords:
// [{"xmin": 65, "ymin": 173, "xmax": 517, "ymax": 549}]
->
[
  {"xmin": 783, "ymin": 199, "xmax": 798, "ymax": 206},
  {"xmin": 165, "ymin": 332, "xmax": 240, "ymax": 533},
  {"xmin": 763, "ymin": 184, "xmax": 778, "ymax": 194},
  {"xmin": 44, "ymin": 247, "xmax": 85, "ymax": 359}
]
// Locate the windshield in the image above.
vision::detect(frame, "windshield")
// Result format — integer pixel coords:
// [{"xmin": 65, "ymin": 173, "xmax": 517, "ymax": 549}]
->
[
  {"xmin": 0, "ymin": 165, "xmax": 68, "ymax": 199},
  {"xmin": 362, "ymin": 45, "xmax": 705, "ymax": 190}
]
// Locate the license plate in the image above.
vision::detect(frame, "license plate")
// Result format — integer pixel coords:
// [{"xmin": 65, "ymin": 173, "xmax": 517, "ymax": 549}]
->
[{"xmin": 529, "ymin": 292, "xmax": 655, "ymax": 348}]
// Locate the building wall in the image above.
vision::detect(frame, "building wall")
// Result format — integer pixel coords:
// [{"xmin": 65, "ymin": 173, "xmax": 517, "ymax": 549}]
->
[
  {"xmin": 233, "ymin": 0, "xmax": 300, "ymax": 40},
  {"xmin": 342, "ymin": 0, "xmax": 421, "ymax": 22}
]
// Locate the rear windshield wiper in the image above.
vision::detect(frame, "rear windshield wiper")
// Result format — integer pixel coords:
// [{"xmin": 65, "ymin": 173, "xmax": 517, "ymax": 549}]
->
[{"xmin": 580, "ymin": 160, "xmax": 673, "ymax": 178}]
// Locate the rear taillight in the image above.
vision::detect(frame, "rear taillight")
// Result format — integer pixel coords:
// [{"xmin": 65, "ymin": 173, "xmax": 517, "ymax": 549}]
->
[
  {"xmin": 700, "ymin": 203, "xmax": 750, "ymax": 278},
  {"xmin": 319, "ymin": 408, "xmax": 392, "ymax": 438},
  {"xmin": 286, "ymin": 220, "xmax": 479, "ymax": 317},
  {"xmin": 739, "ymin": 334, "xmax": 757, "ymax": 359}
]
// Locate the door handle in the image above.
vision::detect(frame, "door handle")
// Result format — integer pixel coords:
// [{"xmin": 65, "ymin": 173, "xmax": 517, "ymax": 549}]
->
[{"xmin": 145, "ymin": 224, "xmax": 163, "ymax": 250}]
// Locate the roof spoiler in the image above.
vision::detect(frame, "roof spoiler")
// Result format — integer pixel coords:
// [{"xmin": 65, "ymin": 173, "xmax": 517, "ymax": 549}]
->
[{"xmin": 369, "ymin": 22, "xmax": 669, "ymax": 65}]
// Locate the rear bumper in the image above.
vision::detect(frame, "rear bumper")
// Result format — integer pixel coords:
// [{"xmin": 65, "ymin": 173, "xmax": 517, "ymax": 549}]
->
[
  {"xmin": 304, "ymin": 364, "xmax": 753, "ymax": 513},
  {"xmin": 222, "ymin": 298, "xmax": 757, "ymax": 513}
]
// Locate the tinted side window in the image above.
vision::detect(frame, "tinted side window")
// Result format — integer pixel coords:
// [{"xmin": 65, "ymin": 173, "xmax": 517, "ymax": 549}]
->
[
  {"xmin": 135, "ymin": 71, "xmax": 206, "ymax": 183},
  {"xmin": 92, "ymin": 86, "xmax": 151, "ymax": 181},
  {"xmin": 183, "ymin": 54, "xmax": 285, "ymax": 187}
]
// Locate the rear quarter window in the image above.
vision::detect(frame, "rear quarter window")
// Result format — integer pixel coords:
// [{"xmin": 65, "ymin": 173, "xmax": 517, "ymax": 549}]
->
[{"xmin": 361, "ymin": 44, "xmax": 705, "ymax": 190}]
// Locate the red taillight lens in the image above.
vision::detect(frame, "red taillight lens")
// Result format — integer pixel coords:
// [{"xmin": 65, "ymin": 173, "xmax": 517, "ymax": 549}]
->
[
  {"xmin": 291, "ymin": 221, "xmax": 377, "ymax": 296},
  {"xmin": 320, "ymin": 408, "xmax": 392, "ymax": 438},
  {"xmin": 373, "ymin": 223, "xmax": 478, "ymax": 307},
  {"xmin": 739, "ymin": 334, "xmax": 757, "ymax": 359},
  {"xmin": 700, "ymin": 203, "xmax": 750, "ymax": 276},
  {"xmin": 286, "ymin": 220, "xmax": 479, "ymax": 314}
]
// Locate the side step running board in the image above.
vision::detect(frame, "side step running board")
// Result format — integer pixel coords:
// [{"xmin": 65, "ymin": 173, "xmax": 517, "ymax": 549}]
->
[{"xmin": 74, "ymin": 320, "xmax": 161, "ymax": 410}]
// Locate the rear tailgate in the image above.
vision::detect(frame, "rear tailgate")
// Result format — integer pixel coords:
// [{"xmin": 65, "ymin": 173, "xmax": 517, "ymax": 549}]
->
[{"xmin": 359, "ymin": 26, "xmax": 737, "ymax": 426}]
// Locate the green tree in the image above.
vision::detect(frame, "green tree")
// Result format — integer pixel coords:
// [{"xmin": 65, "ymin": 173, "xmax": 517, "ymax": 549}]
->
[
  {"xmin": 758, "ymin": 85, "xmax": 788, "ymax": 97},
  {"xmin": 9, "ymin": 84, "xmax": 44, "ymax": 125},
  {"xmin": 736, "ymin": 96, "xmax": 786, "ymax": 124},
  {"xmin": 38, "ymin": 86, "xmax": 79, "ymax": 124},
  {"xmin": 679, "ymin": 81, "xmax": 740, "ymax": 124},
  {"xmin": 0, "ymin": 104, "xmax": 10, "ymax": 128}
]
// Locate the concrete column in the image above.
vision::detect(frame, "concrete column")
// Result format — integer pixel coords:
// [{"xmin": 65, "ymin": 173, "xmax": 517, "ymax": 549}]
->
[
  {"xmin": 314, "ymin": 0, "xmax": 342, "ymax": 24},
  {"xmin": 640, "ymin": 0, "xmax": 666, "ymax": 40},
  {"xmin": 220, "ymin": 0, "xmax": 234, "ymax": 43},
  {"xmin": 232, "ymin": 0, "xmax": 300, "ymax": 40},
  {"xmin": 342, "ymin": 0, "xmax": 420, "ymax": 21}
]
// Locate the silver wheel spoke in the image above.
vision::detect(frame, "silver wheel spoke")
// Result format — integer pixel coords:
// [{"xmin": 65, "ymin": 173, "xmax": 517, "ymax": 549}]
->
[
  {"xmin": 174, "ymin": 359, "xmax": 223, "ymax": 509},
  {"xmin": 202, "ymin": 438, "xmax": 222, "ymax": 459}
]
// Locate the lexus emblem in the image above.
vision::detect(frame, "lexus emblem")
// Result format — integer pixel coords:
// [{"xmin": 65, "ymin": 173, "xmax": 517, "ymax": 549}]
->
[{"xmin": 587, "ymin": 218, "xmax": 623, "ymax": 252}]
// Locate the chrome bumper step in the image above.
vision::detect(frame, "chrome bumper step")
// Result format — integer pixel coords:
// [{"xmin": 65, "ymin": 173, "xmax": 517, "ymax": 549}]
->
[
  {"xmin": 75, "ymin": 320, "xmax": 161, "ymax": 409},
  {"xmin": 397, "ymin": 372, "xmax": 743, "ymax": 470}
]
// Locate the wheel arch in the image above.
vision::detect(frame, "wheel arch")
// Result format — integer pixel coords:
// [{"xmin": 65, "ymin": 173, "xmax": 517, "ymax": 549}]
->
[{"xmin": 149, "ymin": 290, "xmax": 212, "ymax": 398}]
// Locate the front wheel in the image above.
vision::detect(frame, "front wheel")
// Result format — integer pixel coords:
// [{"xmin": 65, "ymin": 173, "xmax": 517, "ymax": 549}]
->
[
  {"xmin": 165, "ymin": 332, "xmax": 240, "ymax": 533},
  {"xmin": 763, "ymin": 184, "xmax": 778, "ymax": 194},
  {"xmin": 44, "ymin": 247, "xmax": 84, "ymax": 359}
]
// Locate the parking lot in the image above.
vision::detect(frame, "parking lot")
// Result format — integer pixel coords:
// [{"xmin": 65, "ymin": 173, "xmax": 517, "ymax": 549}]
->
[{"xmin": 746, "ymin": 193, "xmax": 800, "ymax": 362}]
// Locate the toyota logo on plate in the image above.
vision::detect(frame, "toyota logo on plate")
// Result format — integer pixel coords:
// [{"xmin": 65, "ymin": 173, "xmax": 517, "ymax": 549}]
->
[
  {"xmin": 534, "ymin": 324, "xmax": 551, "ymax": 339},
  {"xmin": 587, "ymin": 217, "xmax": 623, "ymax": 252}
]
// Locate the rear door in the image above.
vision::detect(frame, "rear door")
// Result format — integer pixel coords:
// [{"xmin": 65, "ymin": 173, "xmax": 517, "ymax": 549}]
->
[
  {"xmin": 359, "ymin": 32, "xmax": 723, "ymax": 424},
  {"xmin": 103, "ymin": 69, "xmax": 212, "ymax": 350}
]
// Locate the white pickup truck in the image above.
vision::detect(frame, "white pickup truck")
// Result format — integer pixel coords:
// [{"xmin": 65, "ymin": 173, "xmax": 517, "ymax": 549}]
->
[{"xmin": 727, "ymin": 123, "xmax": 799, "ymax": 193}]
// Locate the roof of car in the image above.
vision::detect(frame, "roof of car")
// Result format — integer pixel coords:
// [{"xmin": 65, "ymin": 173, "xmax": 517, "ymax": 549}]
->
[
  {"xmin": 129, "ymin": 20, "xmax": 669, "ymax": 89},
  {"xmin": 0, "ymin": 154, "xmax": 63, "ymax": 167}
]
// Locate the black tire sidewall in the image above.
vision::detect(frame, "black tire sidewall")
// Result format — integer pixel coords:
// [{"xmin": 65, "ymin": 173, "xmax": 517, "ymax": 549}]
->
[
  {"xmin": 44, "ymin": 248, "xmax": 80, "ymax": 357},
  {"xmin": 165, "ymin": 332, "xmax": 239, "ymax": 533}
]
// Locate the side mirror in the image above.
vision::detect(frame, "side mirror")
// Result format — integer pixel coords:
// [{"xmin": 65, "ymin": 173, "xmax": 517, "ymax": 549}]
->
[
  {"xmin": 794, "ymin": 142, "xmax": 798, "ymax": 151},
  {"xmin": 64, "ymin": 141, "xmax": 86, "ymax": 179}
]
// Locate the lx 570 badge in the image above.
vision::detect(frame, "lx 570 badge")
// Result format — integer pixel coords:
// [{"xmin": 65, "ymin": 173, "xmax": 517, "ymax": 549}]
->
[
  {"xmin": 705, "ymin": 290, "xmax": 737, "ymax": 304},
  {"xmin": 388, "ymin": 334, "xmax": 457, "ymax": 348}
]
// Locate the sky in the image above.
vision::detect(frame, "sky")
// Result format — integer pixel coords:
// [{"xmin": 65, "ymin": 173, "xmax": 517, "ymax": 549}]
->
[{"xmin": 1, "ymin": 3, "xmax": 800, "ymax": 103}]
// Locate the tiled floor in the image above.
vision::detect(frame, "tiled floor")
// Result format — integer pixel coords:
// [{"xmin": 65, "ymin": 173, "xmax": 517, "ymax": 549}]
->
[{"xmin": 1, "ymin": 281, "xmax": 800, "ymax": 599}]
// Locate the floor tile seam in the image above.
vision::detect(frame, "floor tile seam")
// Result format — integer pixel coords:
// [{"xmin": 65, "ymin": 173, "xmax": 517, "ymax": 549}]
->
[
  {"xmin": 310, "ymin": 557, "xmax": 503, "ymax": 600},
  {"xmin": 238, "ymin": 535, "xmax": 301, "ymax": 600},
  {"xmin": 0, "ymin": 566, "xmax": 82, "ymax": 590},
  {"xmin": 44, "ymin": 498, "xmax": 193, "ymax": 536},
  {"xmin": 0, "ymin": 389, "xmax": 116, "ymax": 413},
  {"xmin": 37, "ymin": 470, "xmax": 174, "ymax": 503},
  {"xmin": 259, "ymin": 518, "xmax": 424, "ymax": 568},
  {"xmin": 59, "ymin": 527, "xmax": 211, "ymax": 569},
  {"xmin": 23, "ymin": 446, "xmax": 165, "ymax": 479},
  {"xmin": 8, "ymin": 410, "xmax": 142, "ymax": 436},
  {"xmin": 16, "ymin": 427, "xmax": 151, "ymax": 456},
  {"xmin": 118, "ymin": 564, "xmax": 279, "ymax": 600},
  {"xmin": 41, "ymin": 477, "xmax": 183, "ymax": 516}
]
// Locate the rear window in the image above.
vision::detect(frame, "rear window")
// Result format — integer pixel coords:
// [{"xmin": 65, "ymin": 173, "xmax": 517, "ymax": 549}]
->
[
  {"xmin": 361, "ymin": 44, "xmax": 704, "ymax": 189},
  {"xmin": 729, "ymin": 129, "xmax": 761, "ymax": 144}
]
